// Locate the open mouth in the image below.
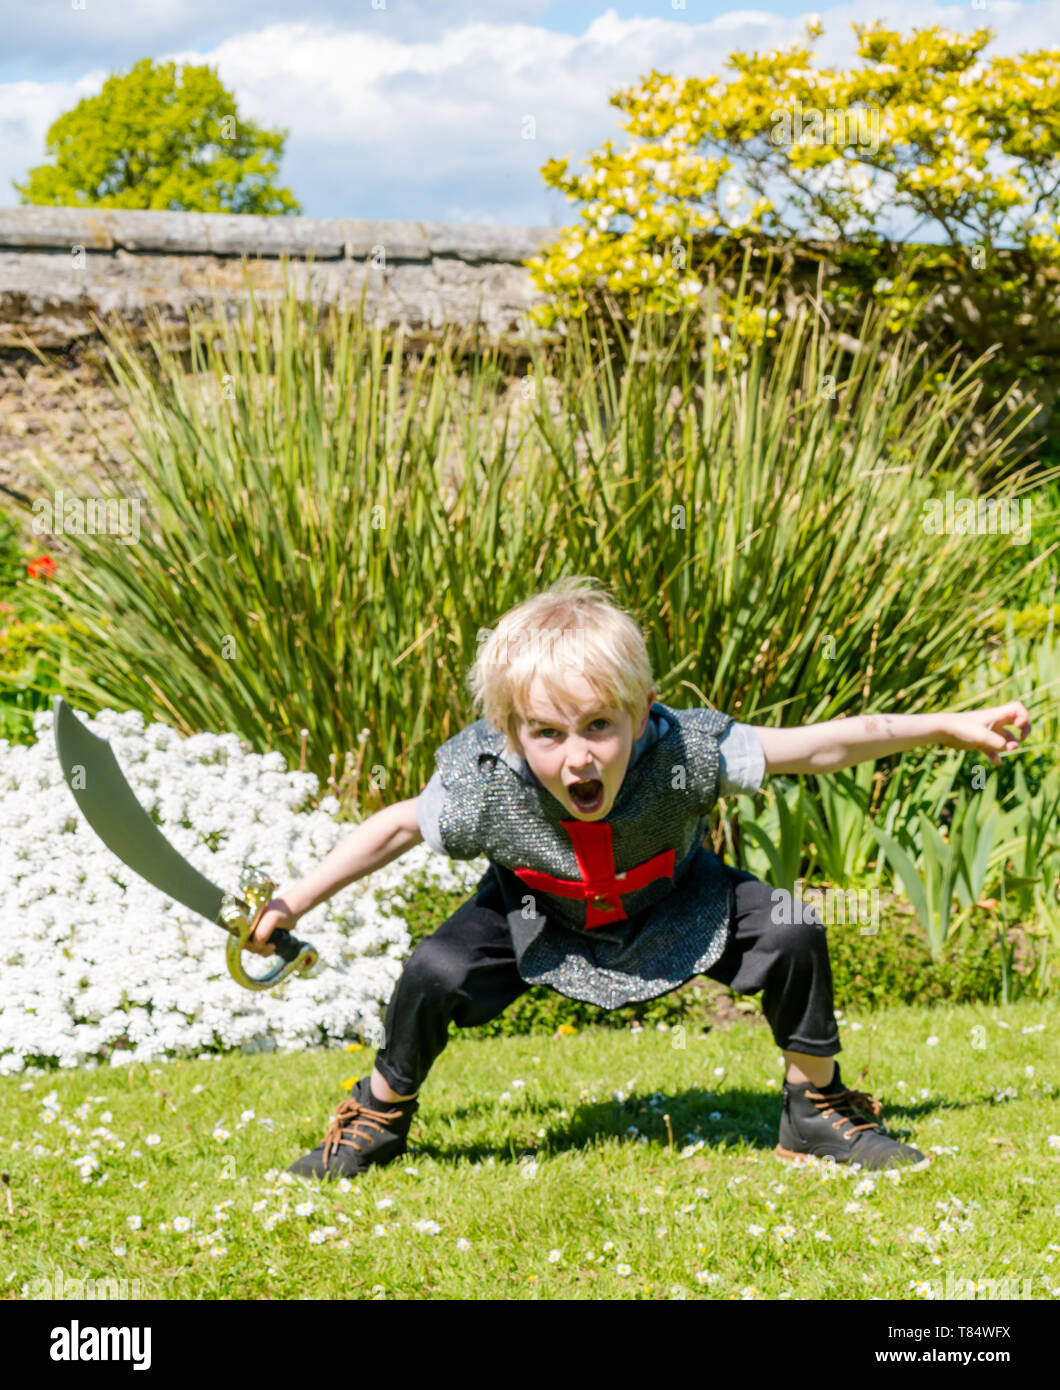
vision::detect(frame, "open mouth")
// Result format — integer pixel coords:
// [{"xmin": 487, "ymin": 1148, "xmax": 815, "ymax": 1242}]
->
[{"xmin": 568, "ymin": 778, "xmax": 605, "ymax": 812}]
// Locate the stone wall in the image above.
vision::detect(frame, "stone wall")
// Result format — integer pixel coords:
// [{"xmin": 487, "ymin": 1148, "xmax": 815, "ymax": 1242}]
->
[{"xmin": 0, "ymin": 206, "xmax": 562, "ymax": 353}]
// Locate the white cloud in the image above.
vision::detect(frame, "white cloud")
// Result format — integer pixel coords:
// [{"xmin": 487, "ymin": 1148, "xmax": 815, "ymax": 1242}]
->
[{"xmin": 2, "ymin": 3, "xmax": 1058, "ymax": 221}]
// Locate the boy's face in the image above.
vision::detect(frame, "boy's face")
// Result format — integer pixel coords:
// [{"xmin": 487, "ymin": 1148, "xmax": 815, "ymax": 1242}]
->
[{"xmin": 512, "ymin": 673, "xmax": 655, "ymax": 821}]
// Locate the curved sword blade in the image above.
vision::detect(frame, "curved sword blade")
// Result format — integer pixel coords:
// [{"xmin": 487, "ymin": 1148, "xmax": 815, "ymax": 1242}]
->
[{"xmin": 53, "ymin": 696, "xmax": 227, "ymax": 925}]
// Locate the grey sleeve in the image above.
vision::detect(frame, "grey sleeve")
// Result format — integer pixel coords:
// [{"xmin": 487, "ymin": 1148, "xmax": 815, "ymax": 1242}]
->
[
  {"xmin": 717, "ymin": 722, "xmax": 765, "ymax": 796},
  {"xmin": 416, "ymin": 771, "xmax": 448, "ymax": 854}
]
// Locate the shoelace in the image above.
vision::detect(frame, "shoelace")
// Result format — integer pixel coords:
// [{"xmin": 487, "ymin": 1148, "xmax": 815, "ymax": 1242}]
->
[
  {"xmin": 321, "ymin": 1096, "xmax": 408, "ymax": 1165},
  {"xmin": 802, "ymin": 1083, "xmax": 886, "ymax": 1139}
]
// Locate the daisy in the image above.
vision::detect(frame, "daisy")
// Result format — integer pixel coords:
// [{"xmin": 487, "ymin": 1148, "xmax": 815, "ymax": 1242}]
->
[
  {"xmin": 616, "ymin": 1264, "xmax": 631, "ymax": 1276},
  {"xmin": 747, "ymin": 1224, "xmax": 765, "ymax": 1235},
  {"xmin": 413, "ymin": 1220, "xmax": 441, "ymax": 1235},
  {"xmin": 145, "ymin": 1134, "xmax": 161, "ymax": 1146},
  {"xmin": 376, "ymin": 1197, "xmax": 393, "ymax": 1210},
  {"xmin": 548, "ymin": 1249, "xmax": 562, "ymax": 1263},
  {"xmin": 695, "ymin": 1271, "xmax": 720, "ymax": 1285},
  {"xmin": 294, "ymin": 1201, "xmax": 315, "ymax": 1217},
  {"xmin": 456, "ymin": 1238, "xmax": 471, "ymax": 1250},
  {"xmin": 126, "ymin": 1215, "xmax": 142, "ymax": 1231},
  {"xmin": 173, "ymin": 1216, "xmax": 192, "ymax": 1233},
  {"xmin": 774, "ymin": 1225, "xmax": 796, "ymax": 1241}
]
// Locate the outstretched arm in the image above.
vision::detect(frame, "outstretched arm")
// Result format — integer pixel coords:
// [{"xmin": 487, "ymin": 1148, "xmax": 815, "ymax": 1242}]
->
[
  {"xmin": 248, "ymin": 797, "xmax": 424, "ymax": 954},
  {"xmin": 750, "ymin": 702, "xmax": 1031, "ymax": 777}
]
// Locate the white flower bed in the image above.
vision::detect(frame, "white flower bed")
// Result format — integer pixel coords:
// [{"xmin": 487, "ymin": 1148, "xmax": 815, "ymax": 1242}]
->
[{"xmin": 0, "ymin": 706, "xmax": 484, "ymax": 1074}]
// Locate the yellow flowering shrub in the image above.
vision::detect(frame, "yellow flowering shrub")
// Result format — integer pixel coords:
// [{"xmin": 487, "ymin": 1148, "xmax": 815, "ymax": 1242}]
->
[{"xmin": 527, "ymin": 19, "xmax": 1060, "ymax": 368}]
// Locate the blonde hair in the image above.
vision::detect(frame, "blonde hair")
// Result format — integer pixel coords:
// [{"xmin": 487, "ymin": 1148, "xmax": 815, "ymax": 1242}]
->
[{"xmin": 466, "ymin": 576, "xmax": 656, "ymax": 752}]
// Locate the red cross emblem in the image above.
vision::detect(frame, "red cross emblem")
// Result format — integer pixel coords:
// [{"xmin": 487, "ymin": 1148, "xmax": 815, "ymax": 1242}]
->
[{"xmin": 513, "ymin": 820, "xmax": 675, "ymax": 929}]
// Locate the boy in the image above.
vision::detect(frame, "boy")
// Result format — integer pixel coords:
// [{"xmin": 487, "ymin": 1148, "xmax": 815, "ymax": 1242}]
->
[{"xmin": 250, "ymin": 577, "xmax": 1029, "ymax": 1179}]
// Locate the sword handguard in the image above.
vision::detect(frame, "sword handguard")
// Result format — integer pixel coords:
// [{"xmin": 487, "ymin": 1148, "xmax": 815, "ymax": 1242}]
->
[{"xmin": 218, "ymin": 866, "xmax": 319, "ymax": 992}]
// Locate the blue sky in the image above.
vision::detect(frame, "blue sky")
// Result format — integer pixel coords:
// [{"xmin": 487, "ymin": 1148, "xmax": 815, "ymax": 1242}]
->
[{"xmin": 1, "ymin": 1, "xmax": 1057, "ymax": 232}]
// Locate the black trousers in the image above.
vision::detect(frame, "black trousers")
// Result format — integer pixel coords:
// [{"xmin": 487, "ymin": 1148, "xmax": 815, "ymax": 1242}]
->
[{"xmin": 373, "ymin": 864, "xmax": 842, "ymax": 1097}]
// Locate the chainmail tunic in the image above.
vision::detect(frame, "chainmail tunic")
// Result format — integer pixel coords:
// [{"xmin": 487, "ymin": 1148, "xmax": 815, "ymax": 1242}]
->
[{"xmin": 432, "ymin": 701, "xmax": 737, "ymax": 1008}]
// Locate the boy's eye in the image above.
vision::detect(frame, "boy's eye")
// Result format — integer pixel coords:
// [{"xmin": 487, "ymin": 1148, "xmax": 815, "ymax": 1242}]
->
[{"xmin": 534, "ymin": 718, "xmax": 610, "ymax": 739}]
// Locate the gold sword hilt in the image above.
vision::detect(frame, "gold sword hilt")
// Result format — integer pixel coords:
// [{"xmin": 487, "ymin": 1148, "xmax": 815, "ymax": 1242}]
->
[{"xmin": 217, "ymin": 866, "xmax": 319, "ymax": 991}]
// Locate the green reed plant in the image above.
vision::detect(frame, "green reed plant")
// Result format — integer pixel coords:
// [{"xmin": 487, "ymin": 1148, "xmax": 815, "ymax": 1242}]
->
[
  {"xmin": 1006, "ymin": 763, "xmax": 1060, "ymax": 918},
  {"xmin": 972, "ymin": 607, "xmax": 1060, "ymax": 784},
  {"xmin": 726, "ymin": 779, "xmax": 807, "ymax": 895},
  {"xmin": 869, "ymin": 816, "xmax": 963, "ymax": 962},
  {"xmin": 866, "ymin": 775, "xmax": 1032, "ymax": 969},
  {"xmin": 722, "ymin": 748, "xmax": 972, "ymax": 891},
  {"xmin": 11, "ymin": 265, "xmax": 1048, "ymax": 800},
  {"xmin": 802, "ymin": 760, "xmax": 883, "ymax": 887}
]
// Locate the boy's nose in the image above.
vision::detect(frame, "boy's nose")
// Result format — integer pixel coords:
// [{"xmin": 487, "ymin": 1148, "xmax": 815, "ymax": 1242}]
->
[{"xmin": 567, "ymin": 754, "xmax": 600, "ymax": 778}]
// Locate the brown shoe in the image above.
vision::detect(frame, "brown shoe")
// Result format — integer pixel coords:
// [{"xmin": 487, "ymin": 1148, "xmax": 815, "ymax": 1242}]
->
[{"xmin": 287, "ymin": 1077, "xmax": 419, "ymax": 1179}]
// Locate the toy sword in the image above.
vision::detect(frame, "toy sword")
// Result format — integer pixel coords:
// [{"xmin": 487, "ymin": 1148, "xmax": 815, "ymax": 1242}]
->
[{"xmin": 52, "ymin": 696, "xmax": 319, "ymax": 991}]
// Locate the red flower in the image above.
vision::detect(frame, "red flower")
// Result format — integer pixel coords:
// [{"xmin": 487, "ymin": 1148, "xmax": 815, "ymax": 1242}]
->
[{"xmin": 26, "ymin": 555, "xmax": 57, "ymax": 580}]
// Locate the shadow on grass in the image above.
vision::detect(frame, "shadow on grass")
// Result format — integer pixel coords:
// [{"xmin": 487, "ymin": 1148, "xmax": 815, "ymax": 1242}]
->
[{"xmin": 407, "ymin": 1085, "xmax": 971, "ymax": 1167}]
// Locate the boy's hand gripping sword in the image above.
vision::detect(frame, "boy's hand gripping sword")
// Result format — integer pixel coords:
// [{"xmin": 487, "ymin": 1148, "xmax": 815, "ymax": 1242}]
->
[{"xmin": 52, "ymin": 696, "xmax": 319, "ymax": 991}]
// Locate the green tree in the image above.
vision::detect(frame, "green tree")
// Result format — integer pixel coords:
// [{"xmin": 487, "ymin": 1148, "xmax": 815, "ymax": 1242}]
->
[{"xmin": 13, "ymin": 57, "xmax": 301, "ymax": 214}]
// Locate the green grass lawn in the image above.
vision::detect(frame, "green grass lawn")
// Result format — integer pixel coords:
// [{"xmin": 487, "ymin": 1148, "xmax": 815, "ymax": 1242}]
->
[{"xmin": 3, "ymin": 998, "xmax": 1058, "ymax": 1301}]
